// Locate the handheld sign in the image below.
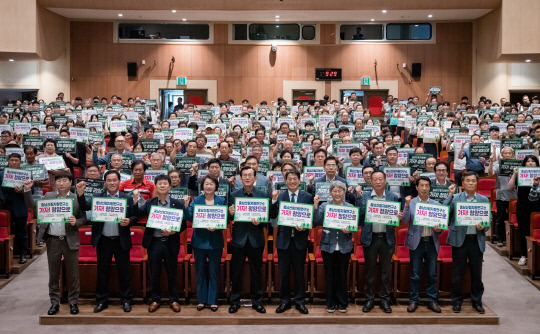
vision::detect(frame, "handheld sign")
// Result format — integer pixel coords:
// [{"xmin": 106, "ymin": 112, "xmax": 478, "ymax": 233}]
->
[
  {"xmin": 69, "ymin": 128, "xmax": 90, "ymax": 142},
  {"xmin": 36, "ymin": 198, "xmax": 74, "ymax": 224},
  {"xmin": 429, "ymin": 185, "xmax": 451, "ymax": 204},
  {"xmin": 408, "ymin": 153, "xmax": 432, "ymax": 172},
  {"xmin": 413, "ymin": 202, "xmax": 449, "ymax": 229},
  {"xmin": 383, "ymin": 167, "xmax": 411, "ymax": 186},
  {"xmin": 147, "ymin": 206, "xmax": 184, "ymax": 232},
  {"xmin": 517, "ymin": 167, "xmax": 540, "ymax": 187},
  {"xmin": 469, "ymin": 143, "xmax": 490, "ymax": 159},
  {"xmin": 422, "ymin": 127, "xmax": 440, "ymax": 140},
  {"xmin": 91, "ymin": 198, "xmax": 127, "ymax": 223},
  {"xmin": 173, "ymin": 128, "xmax": 194, "ymax": 141},
  {"xmin": 516, "ymin": 149, "xmax": 534, "ymax": 160},
  {"xmin": 364, "ymin": 199, "xmax": 401, "ymax": 226},
  {"xmin": 22, "ymin": 163, "xmax": 48, "ymax": 180},
  {"xmin": 234, "ymin": 198, "xmax": 269, "ymax": 222},
  {"xmin": 221, "ymin": 161, "xmax": 238, "ymax": 178},
  {"xmin": 278, "ymin": 202, "xmax": 314, "ymax": 229},
  {"xmin": 139, "ymin": 139, "xmax": 160, "ymax": 153},
  {"xmin": 56, "ymin": 138, "xmax": 77, "ymax": 154},
  {"xmin": 77, "ymin": 178, "xmax": 105, "ymax": 198},
  {"xmin": 346, "ymin": 166, "xmax": 364, "ymax": 185},
  {"xmin": 303, "ymin": 166, "xmax": 325, "ymax": 181},
  {"xmin": 323, "ymin": 204, "xmax": 359, "ymax": 231},
  {"xmin": 22, "ymin": 136, "xmax": 44, "ymax": 150},
  {"xmin": 169, "ymin": 187, "xmax": 189, "ymax": 201},
  {"xmin": 499, "ymin": 159, "xmax": 522, "ymax": 177},
  {"xmin": 1, "ymin": 168, "xmax": 31, "ymax": 188},
  {"xmin": 315, "ymin": 182, "xmax": 332, "ymax": 202},
  {"xmin": 175, "ymin": 156, "xmax": 199, "ymax": 173},
  {"xmin": 193, "ymin": 205, "xmax": 228, "ymax": 229},
  {"xmin": 109, "ymin": 120, "xmax": 127, "ymax": 132},
  {"xmin": 455, "ymin": 202, "xmax": 491, "ymax": 227},
  {"xmin": 144, "ymin": 169, "xmax": 168, "ymax": 183},
  {"xmin": 38, "ymin": 156, "xmax": 66, "ymax": 170}
]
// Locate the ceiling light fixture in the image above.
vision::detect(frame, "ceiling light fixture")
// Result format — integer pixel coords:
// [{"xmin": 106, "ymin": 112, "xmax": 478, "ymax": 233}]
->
[
  {"xmin": 172, "ymin": 10, "xmax": 176, "ymax": 13},
  {"xmin": 276, "ymin": 25, "xmax": 279, "ymax": 28},
  {"xmin": 182, "ymin": 18, "xmax": 187, "ymax": 21},
  {"xmin": 275, "ymin": 15, "xmax": 280, "ymax": 18},
  {"xmin": 118, "ymin": 13, "xmax": 123, "ymax": 17},
  {"xmin": 526, "ymin": 59, "xmax": 531, "ymax": 63},
  {"xmin": 275, "ymin": 18, "xmax": 279, "ymax": 21},
  {"xmin": 428, "ymin": 14, "xmax": 433, "ymax": 18},
  {"xmin": 371, "ymin": 19, "xmax": 375, "ymax": 21},
  {"xmin": 382, "ymin": 10, "xmax": 387, "ymax": 13},
  {"xmin": 8, "ymin": 59, "xmax": 14, "ymax": 62}
]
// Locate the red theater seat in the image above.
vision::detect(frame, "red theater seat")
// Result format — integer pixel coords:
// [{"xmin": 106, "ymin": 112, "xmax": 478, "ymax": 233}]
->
[
  {"xmin": 477, "ymin": 177, "xmax": 495, "ymax": 199},
  {"xmin": 0, "ymin": 210, "xmax": 14, "ymax": 278},
  {"xmin": 526, "ymin": 212, "xmax": 540, "ymax": 279},
  {"xmin": 188, "ymin": 95, "xmax": 203, "ymax": 106},
  {"xmin": 438, "ymin": 230, "xmax": 471, "ymax": 296},
  {"xmin": 505, "ymin": 199, "xmax": 520, "ymax": 259}
]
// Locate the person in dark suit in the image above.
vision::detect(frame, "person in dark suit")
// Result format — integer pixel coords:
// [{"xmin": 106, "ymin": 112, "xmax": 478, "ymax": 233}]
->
[
  {"xmin": 357, "ymin": 170, "xmax": 400, "ymax": 313},
  {"xmin": 134, "ymin": 174, "xmax": 190, "ymax": 313},
  {"xmin": 444, "ymin": 171, "xmax": 490, "ymax": 314},
  {"xmin": 188, "ymin": 158, "xmax": 234, "ymax": 199},
  {"xmin": 308, "ymin": 156, "xmax": 355, "ymax": 204},
  {"xmin": 313, "ymin": 180, "xmax": 354, "ymax": 313},
  {"xmin": 0, "ymin": 153, "xmax": 29, "ymax": 264},
  {"xmin": 234, "ymin": 155, "xmax": 270, "ymax": 195},
  {"xmin": 269, "ymin": 169, "xmax": 313, "ymax": 314},
  {"xmin": 228, "ymin": 166, "xmax": 268, "ymax": 314},
  {"xmin": 186, "ymin": 175, "xmax": 227, "ymax": 312},
  {"xmin": 23, "ymin": 171, "xmax": 87, "ymax": 315},
  {"xmin": 79, "ymin": 169, "xmax": 138, "ymax": 313},
  {"xmin": 401, "ymin": 176, "xmax": 442, "ymax": 313}
]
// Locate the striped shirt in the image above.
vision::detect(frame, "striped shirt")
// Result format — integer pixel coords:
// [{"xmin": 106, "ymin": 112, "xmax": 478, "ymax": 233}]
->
[{"xmin": 119, "ymin": 178, "xmax": 155, "ymax": 200}]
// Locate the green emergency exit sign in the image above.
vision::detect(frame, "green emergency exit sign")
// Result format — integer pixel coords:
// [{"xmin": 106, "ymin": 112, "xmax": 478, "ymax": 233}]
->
[
  {"xmin": 177, "ymin": 77, "xmax": 187, "ymax": 85},
  {"xmin": 361, "ymin": 77, "xmax": 370, "ymax": 85}
]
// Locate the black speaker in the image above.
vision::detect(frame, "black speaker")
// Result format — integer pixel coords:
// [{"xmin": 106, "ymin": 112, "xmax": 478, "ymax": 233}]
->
[
  {"xmin": 411, "ymin": 63, "xmax": 422, "ymax": 77},
  {"xmin": 127, "ymin": 62, "xmax": 138, "ymax": 77},
  {"xmin": 302, "ymin": 25, "xmax": 315, "ymax": 40},
  {"xmin": 234, "ymin": 24, "xmax": 247, "ymax": 40}
]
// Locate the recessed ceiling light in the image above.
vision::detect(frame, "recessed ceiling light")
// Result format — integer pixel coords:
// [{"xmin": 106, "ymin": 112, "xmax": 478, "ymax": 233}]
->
[
  {"xmin": 275, "ymin": 18, "xmax": 279, "ymax": 21},
  {"xmin": 415, "ymin": 25, "xmax": 419, "ymax": 27},
  {"xmin": 275, "ymin": 15, "xmax": 280, "ymax": 18},
  {"xmin": 172, "ymin": 10, "xmax": 176, "ymax": 13},
  {"xmin": 428, "ymin": 14, "xmax": 433, "ymax": 18},
  {"xmin": 526, "ymin": 59, "xmax": 531, "ymax": 63},
  {"xmin": 371, "ymin": 19, "xmax": 375, "ymax": 21},
  {"xmin": 382, "ymin": 10, "xmax": 387, "ymax": 13},
  {"xmin": 8, "ymin": 59, "xmax": 14, "ymax": 62},
  {"xmin": 276, "ymin": 25, "xmax": 279, "ymax": 28},
  {"xmin": 182, "ymin": 18, "xmax": 187, "ymax": 21},
  {"xmin": 118, "ymin": 13, "xmax": 123, "ymax": 17}
]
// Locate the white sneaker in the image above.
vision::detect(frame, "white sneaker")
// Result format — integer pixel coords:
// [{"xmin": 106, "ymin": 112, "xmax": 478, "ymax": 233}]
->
[{"xmin": 518, "ymin": 256, "xmax": 527, "ymax": 266}]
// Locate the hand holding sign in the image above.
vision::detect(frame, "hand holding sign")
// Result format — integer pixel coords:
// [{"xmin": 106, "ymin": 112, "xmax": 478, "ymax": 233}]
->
[
  {"xmin": 534, "ymin": 176, "xmax": 540, "ymax": 187},
  {"xmin": 119, "ymin": 218, "xmax": 130, "ymax": 226},
  {"xmin": 272, "ymin": 190, "xmax": 279, "ymax": 201},
  {"xmin": 314, "ymin": 195, "xmax": 320, "ymax": 209},
  {"xmin": 76, "ymin": 181, "xmax": 86, "ymax": 196},
  {"xmin": 24, "ymin": 179, "xmax": 33, "ymax": 192},
  {"xmin": 68, "ymin": 216, "xmax": 76, "ymax": 226},
  {"xmin": 251, "ymin": 218, "xmax": 260, "ymax": 226}
]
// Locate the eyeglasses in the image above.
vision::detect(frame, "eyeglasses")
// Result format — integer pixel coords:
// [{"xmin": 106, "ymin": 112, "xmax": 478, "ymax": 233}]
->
[{"xmin": 436, "ymin": 169, "xmax": 447, "ymax": 173}]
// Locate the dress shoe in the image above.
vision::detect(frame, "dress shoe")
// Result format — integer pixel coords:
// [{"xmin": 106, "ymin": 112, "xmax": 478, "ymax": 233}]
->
[
  {"xmin": 362, "ymin": 300, "xmax": 374, "ymax": 313},
  {"xmin": 170, "ymin": 302, "xmax": 181, "ymax": 313},
  {"xmin": 69, "ymin": 303, "xmax": 79, "ymax": 315},
  {"xmin": 338, "ymin": 306, "xmax": 347, "ymax": 313},
  {"xmin": 229, "ymin": 303, "xmax": 240, "ymax": 314},
  {"xmin": 407, "ymin": 301, "xmax": 418, "ymax": 313},
  {"xmin": 148, "ymin": 302, "xmax": 160, "ymax": 313},
  {"xmin": 123, "ymin": 302, "xmax": 132, "ymax": 313},
  {"xmin": 326, "ymin": 306, "xmax": 335, "ymax": 313},
  {"xmin": 94, "ymin": 303, "xmax": 108, "ymax": 313},
  {"xmin": 210, "ymin": 305, "xmax": 218, "ymax": 312},
  {"xmin": 19, "ymin": 255, "xmax": 27, "ymax": 264},
  {"xmin": 427, "ymin": 301, "xmax": 441, "ymax": 313},
  {"xmin": 380, "ymin": 300, "xmax": 392, "ymax": 313},
  {"xmin": 452, "ymin": 303, "xmax": 462, "ymax": 313},
  {"xmin": 296, "ymin": 304, "xmax": 309, "ymax": 314},
  {"xmin": 252, "ymin": 303, "xmax": 266, "ymax": 314},
  {"xmin": 197, "ymin": 304, "xmax": 205, "ymax": 311},
  {"xmin": 275, "ymin": 303, "xmax": 291, "ymax": 313},
  {"xmin": 47, "ymin": 304, "xmax": 59, "ymax": 315},
  {"xmin": 472, "ymin": 303, "xmax": 485, "ymax": 314}
]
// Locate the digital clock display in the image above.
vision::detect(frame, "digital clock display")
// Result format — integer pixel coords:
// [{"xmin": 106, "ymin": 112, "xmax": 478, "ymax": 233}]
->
[{"xmin": 315, "ymin": 68, "xmax": 342, "ymax": 81}]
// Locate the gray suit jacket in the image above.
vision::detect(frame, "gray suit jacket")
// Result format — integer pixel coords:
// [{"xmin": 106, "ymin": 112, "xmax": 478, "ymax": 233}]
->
[
  {"xmin": 357, "ymin": 190, "xmax": 400, "ymax": 247},
  {"xmin": 25, "ymin": 191, "xmax": 87, "ymax": 250},
  {"xmin": 444, "ymin": 191, "xmax": 490, "ymax": 252},
  {"xmin": 402, "ymin": 196, "xmax": 442, "ymax": 252}
]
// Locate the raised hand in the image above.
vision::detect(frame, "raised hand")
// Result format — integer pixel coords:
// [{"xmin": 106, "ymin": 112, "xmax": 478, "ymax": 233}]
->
[
  {"xmin": 314, "ymin": 195, "xmax": 320, "ymax": 209},
  {"xmin": 448, "ymin": 184, "xmax": 456, "ymax": 196},
  {"xmin": 23, "ymin": 179, "xmax": 33, "ymax": 192},
  {"xmin": 76, "ymin": 181, "xmax": 86, "ymax": 196},
  {"xmin": 132, "ymin": 189, "xmax": 140, "ymax": 203},
  {"xmin": 272, "ymin": 190, "xmax": 280, "ymax": 202}
]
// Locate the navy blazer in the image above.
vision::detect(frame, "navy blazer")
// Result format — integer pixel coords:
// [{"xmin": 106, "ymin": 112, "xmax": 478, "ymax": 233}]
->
[
  {"xmin": 0, "ymin": 171, "xmax": 28, "ymax": 218},
  {"xmin": 228, "ymin": 187, "xmax": 267, "ymax": 248},
  {"xmin": 402, "ymin": 197, "xmax": 442, "ymax": 252},
  {"xmin": 444, "ymin": 191, "xmax": 490, "ymax": 252},
  {"xmin": 136, "ymin": 196, "xmax": 187, "ymax": 255},
  {"xmin": 85, "ymin": 191, "xmax": 138, "ymax": 251},
  {"xmin": 357, "ymin": 190, "xmax": 400, "ymax": 248},
  {"xmin": 186, "ymin": 194, "xmax": 226, "ymax": 250},
  {"xmin": 269, "ymin": 190, "xmax": 314, "ymax": 250}
]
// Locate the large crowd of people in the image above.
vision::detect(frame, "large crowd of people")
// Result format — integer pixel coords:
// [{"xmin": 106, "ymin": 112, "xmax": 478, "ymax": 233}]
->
[{"xmin": 1, "ymin": 91, "xmax": 538, "ymax": 316}]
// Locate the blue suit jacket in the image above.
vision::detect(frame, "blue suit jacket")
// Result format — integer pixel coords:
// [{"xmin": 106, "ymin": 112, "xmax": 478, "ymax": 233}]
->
[
  {"xmin": 228, "ymin": 187, "xmax": 268, "ymax": 248},
  {"xmin": 357, "ymin": 190, "xmax": 400, "ymax": 247},
  {"xmin": 186, "ymin": 194, "xmax": 226, "ymax": 250},
  {"xmin": 444, "ymin": 192, "xmax": 490, "ymax": 252},
  {"xmin": 402, "ymin": 197, "xmax": 442, "ymax": 252},
  {"xmin": 269, "ymin": 190, "xmax": 314, "ymax": 250}
]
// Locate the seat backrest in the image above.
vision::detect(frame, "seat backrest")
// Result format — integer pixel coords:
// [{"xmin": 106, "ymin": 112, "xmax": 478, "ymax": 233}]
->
[
  {"xmin": 509, "ymin": 199, "xmax": 517, "ymax": 217},
  {"xmin": 397, "ymin": 228, "xmax": 407, "ymax": 246},
  {"xmin": 478, "ymin": 177, "xmax": 496, "ymax": 190},
  {"xmin": 368, "ymin": 96, "xmax": 383, "ymax": 116},
  {"xmin": 314, "ymin": 227, "xmax": 323, "ymax": 249},
  {"xmin": 0, "ymin": 210, "xmax": 11, "ymax": 229},
  {"xmin": 532, "ymin": 212, "xmax": 540, "ymax": 231},
  {"xmin": 130, "ymin": 227, "xmax": 144, "ymax": 245},
  {"xmin": 79, "ymin": 227, "xmax": 92, "ymax": 244},
  {"xmin": 438, "ymin": 229, "xmax": 449, "ymax": 246},
  {"xmin": 188, "ymin": 95, "xmax": 203, "ymax": 106}
]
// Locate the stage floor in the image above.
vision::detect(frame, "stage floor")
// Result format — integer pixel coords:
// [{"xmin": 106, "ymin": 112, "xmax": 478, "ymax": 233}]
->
[{"xmin": 40, "ymin": 301, "xmax": 499, "ymax": 326}]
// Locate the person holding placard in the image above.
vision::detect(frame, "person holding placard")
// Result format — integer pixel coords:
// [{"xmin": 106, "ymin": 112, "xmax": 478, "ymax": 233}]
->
[
  {"xmin": 92, "ymin": 135, "xmax": 129, "ymax": 168},
  {"xmin": 458, "ymin": 134, "xmax": 488, "ymax": 177},
  {"xmin": 269, "ymin": 169, "xmax": 313, "ymax": 315},
  {"xmin": 22, "ymin": 145, "xmax": 50, "ymax": 199},
  {"xmin": 234, "ymin": 155, "xmax": 270, "ymax": 194},
  {"xmin": 23, "ymin": 171, "xmax": 87, "ymax": 316},
  {"xmin": 80, "ymin": 170, "xmax": 139, "ymax": 313},
  {"xmin": 59, "ymin": 128, "xmax": 86, "ymax": 177},
  {"xmin": 188, "ymin": 158, "xmax": 235, "ymax": 198},
  {"xmin": 228, "ymin": 166, "xmax": 268, "ymax": 314},
  {"xmin": 119, "ymin": 160, "xmax": 155, "ymax": 201},
  {"xmin": 444, "ymin": 172, "xmax": 490, "ymax": 314},
  {"xmin": 133, "ymin": 174, "xmax": 189, "ymax": 313},
  {"xmin": 401, "ymin": 177, "xmax": 443, "ymax": 313},
  {"xmin": 357, "ymin": 170, "xmax": 400, "ymax": 313},
  {"xmin": 313, "ymin": 180, "xmax": 354, "ymax": 313},
  {"xmin": 38, "ymin": 138, "xmax": 70, "ymax": 191},
  {"xmin": 185, "ymin": 175, "xmax": 227, "ymax": 312}
]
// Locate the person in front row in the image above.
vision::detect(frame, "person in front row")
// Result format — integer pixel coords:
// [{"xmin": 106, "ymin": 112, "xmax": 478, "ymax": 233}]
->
[
  {"xmin": 80, "ymin": 169, "xmax": 139, "ymax": 313},
  {"xmin": 269, "ymin": 169, "xmax": 313, "ymax": 315},
  {"xmin": 313, "ymin": 181, "xmax": 353, "ymax": 313},
  {"xmin": 134, "ymin": 174, "xmax": 190, "ymax": 313},
  {"xmin": 23, "ymin": 172, "xmax": 87, "ymax": 316},
  {"xmin": 186, "ymin": 175, "xmax": 227, "ymax": 312},
  {"xmin": 228, "ymin": 166, "xmax": 268, "ymax": 314},
  {"xmin": 357, "ymin": 170, "xmax": 400, "ymax": 313},
  {"xmin": 444, "ymin": 172, "xmax": 489, "ymax": 314},
  {"xmin": 401, "ymin": 176, "xmax": 442, "ymax": 313}
]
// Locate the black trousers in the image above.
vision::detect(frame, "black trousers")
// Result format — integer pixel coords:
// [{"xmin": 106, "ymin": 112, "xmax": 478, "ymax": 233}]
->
[
  {"xmin": 95, "ymin": 236, "xmax": 132, "ymax": 304},
  {"xmin": 321, "ymin": 250, "xmax": 350, "ymax": 308},
  {"xmin": 495, "ymin": 200, "xmax": 509, "ymax": 242},
  {"xmin": 516, "ymin": 205, "xmax": 533, "ymax": 257},
  {"xmin": 12, "ymin": 215, "xmax": 28, "ymax": 256},
  {"xmin": 148, "ymin": 238, "xmax": 179, "ymax": 303},
  {"xmin": 452, "ymin": 235, "xmax": 484, "ymax": 305},
  {"xmin": 277, "ymin": 243, "xmax": 307, "ymax": 305},
  {"xmin": 363, "ymin": 236, "xmax": 393, "ymax": 302},
  {"xmin": 230, "ymin": 242, "xmax": 264, "ymax": 305}
]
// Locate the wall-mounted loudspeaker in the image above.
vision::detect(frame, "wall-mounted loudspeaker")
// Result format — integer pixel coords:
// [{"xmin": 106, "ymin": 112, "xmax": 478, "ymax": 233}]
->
[
  {"xmin": 302, "ymin": 25, "xmax": 315, "ymax": 40},
  {"xmin": 411, "ymin": 63, "xmax": 422, "ymax": 77},
  {"xmin": 127, "ymin": 62, "xmax": 138, "ymax": 77}
]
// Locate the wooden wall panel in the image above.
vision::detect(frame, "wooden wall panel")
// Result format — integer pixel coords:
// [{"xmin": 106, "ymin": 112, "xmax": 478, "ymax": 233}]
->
[{"xmin": 70, "ymin": 22, "xmax": 473, "ymax": 105}]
